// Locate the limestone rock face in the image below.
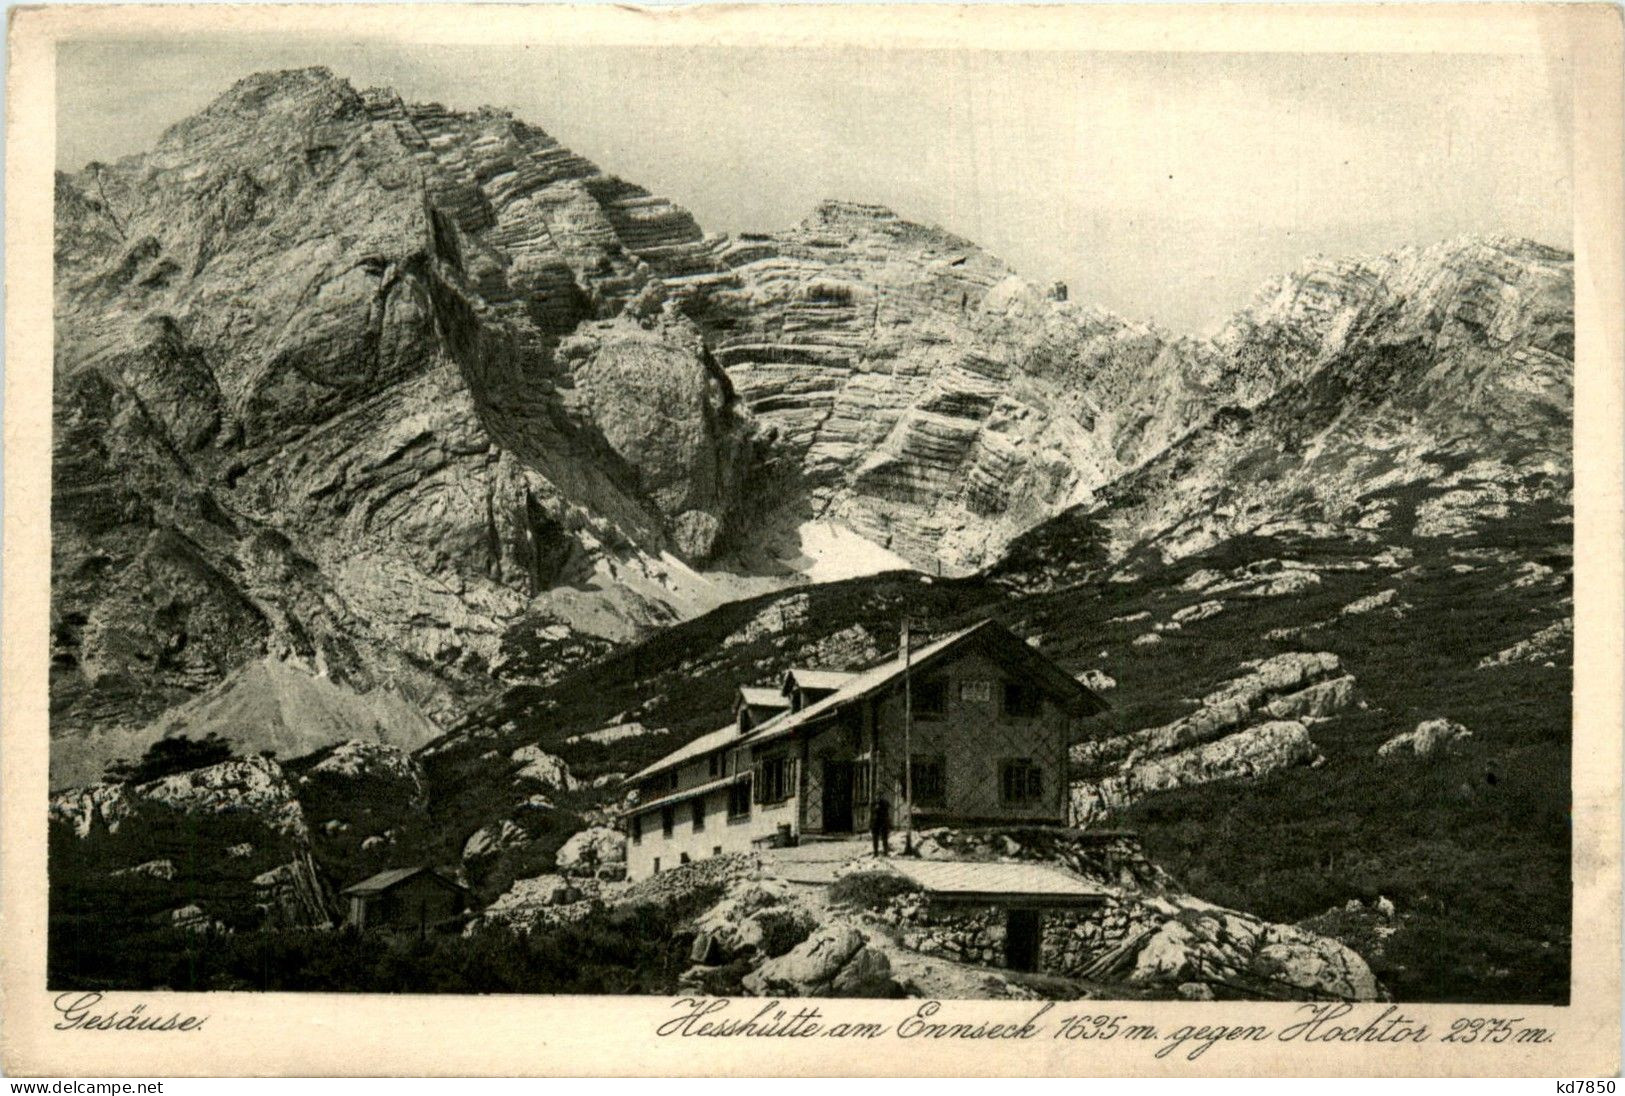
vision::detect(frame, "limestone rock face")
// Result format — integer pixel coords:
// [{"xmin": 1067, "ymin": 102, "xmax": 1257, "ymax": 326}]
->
[
  {"xmin": 49, "ymin": 783, "xmax": 133, "ymax": 839},
  {"xmin": 50, "ymin": 68, "xmax": 757, "ymax": 778},
  {"xmin": 125, "ymin": 755, "xmax": 309, "ymax": 839},
  {"xmin": 1081, "ymin": 236, "xmax": 1572, "ymax": 568},
  {"xmin": 1073, "ymin": 652, "xmax": 1349, "ymax": 779},
  {"xmin": 52, "ymin": 66, "xmax": 1573, "ymax": 789},
  {"xmin": 1071, "ymin": 651, "xmax": 1356, "ymax": 825}
]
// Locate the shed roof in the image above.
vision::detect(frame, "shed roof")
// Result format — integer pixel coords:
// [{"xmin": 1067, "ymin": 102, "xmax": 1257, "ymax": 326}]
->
[
  {"xmin": 889, "ymin": 860, "xmax": 1109, "ymax": 907},
  {"xmin": 342, "ymin": 866, "xmax": 465, "ymax": 897}
]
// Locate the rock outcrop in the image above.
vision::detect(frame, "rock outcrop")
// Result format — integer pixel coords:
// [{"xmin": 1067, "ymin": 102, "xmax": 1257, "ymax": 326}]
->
[
  {"xmin": 1128, "ymin": 903, "xmax": 1379, "ymax": 1001},
  {"xmin": 554, "ymin": 826, "xmax": 627, "ymax": 874},
  {"xmin": 1071, "ymin": 653, "xmax": 1350, "ymax": 823},
  {"xmin": 1377, "ymin": 718, "xmax": 1474, "ymax": 759}
]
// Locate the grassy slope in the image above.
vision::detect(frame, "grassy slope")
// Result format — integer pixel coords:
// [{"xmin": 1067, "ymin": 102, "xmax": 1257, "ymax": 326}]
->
[
  {"xmin": 1021, "ymin": 496, "xmax": 1571, "ymax": 1003},
  {"xmin": 412, "ymin": 465, "xmax": 1570, "ymax": 1003}
]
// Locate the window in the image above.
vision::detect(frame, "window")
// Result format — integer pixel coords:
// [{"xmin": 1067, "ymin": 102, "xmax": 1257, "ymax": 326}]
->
[
  {"xmin": 910, "ymin": 677, "xmax": 947, "ymax": 718},
  {"xmin": 668, "ymin": 770, "xmax": 681, "ymax": 791},
  {"xmin": 712, "ymin": 845, "xmax": 722, "ymax": 857},
  {"xmin": 1000, "ymin": 759, "xmax": 1044, "ymax": 804},
  {"xmin": 959, "ymin": 679, "xmax": 992, "ymax": 704},
  {"xmin": 757, "ymin": 755, "xmax": 794, "ymax": 804},
  {"xmin": 709, "ymin": 752, "xmax": 722, "ymax": 778},
  {"xmin": 854, "ymin": 759, "xmax": 873, "ymax": 803},
  {"xmin": 680, "ymin": 852, "xmax": 691, "ymax": 865},
  {"xmin": 661, "ymin": 806, "xmax": 675, "ymax": 837},
  {"xmin": 653, "ymin": 857, "xmax": 661, "ymax": 874},
  {"xmin": 728, "ymin": 779, "xmax": 752, "ymax": 820},
  {"xmin": 1003, "ymin": 682, "xmax": 1043, "ymax": 719},
  {"xmin": 631, "ymin": 813, "xmax": 642, "ymax": 845},
  {"xmin": 910, "ymin": 755, "xmax": 947, "ymax": 808},
  {"xmin": 691, "ymin": 798, "xmax": 706, "ymax": 832}
]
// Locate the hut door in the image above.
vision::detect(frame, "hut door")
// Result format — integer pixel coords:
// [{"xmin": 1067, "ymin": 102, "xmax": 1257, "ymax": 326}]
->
[
  {"xmin": 822, "ymin": 760, "xmax": 854, "ymax": 832},
  {"xmin": 1005, "ymin": 909, "xmax": 1042, "ymax": 972}
]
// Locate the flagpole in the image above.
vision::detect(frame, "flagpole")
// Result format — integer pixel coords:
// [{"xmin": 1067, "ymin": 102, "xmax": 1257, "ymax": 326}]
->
[{"xmin": 902, "ymin": 616, "xmax": 914, "ymax": 855}]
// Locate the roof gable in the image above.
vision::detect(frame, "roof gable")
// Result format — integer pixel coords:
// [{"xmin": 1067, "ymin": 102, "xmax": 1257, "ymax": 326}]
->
[
  {"xmin": 735, "ymin": 685, "xmax": 790, "ymax": 712},
  {"xmin": 342, "ymin": 866, "xmax": 467, "ymax": 897}
]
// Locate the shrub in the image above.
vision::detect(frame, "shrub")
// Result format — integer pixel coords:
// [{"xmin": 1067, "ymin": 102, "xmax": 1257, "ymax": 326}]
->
[
  {"xmin": 828, "ymin": 871, "xmax": 921, "ymax": 911},
  {"xmin": 104, "ymin": 733, "xmax": 236, "ymax": 785}
]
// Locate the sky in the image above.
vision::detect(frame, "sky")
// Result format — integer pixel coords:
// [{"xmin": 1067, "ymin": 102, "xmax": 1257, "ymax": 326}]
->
[{"xmin": 56, "ymin": 39, "xmax": 1573, "ymax": 335}]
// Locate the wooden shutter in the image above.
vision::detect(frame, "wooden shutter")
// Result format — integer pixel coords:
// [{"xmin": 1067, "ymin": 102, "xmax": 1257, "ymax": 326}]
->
[{"xmin": 752, "ymin": 761, "xmax": 765, "ymax": 803}]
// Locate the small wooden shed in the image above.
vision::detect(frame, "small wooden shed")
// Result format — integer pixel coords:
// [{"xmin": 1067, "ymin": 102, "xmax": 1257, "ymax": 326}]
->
[{"xmin": 342, "ymin": 867, "xmax": 468, "ymax": 933}]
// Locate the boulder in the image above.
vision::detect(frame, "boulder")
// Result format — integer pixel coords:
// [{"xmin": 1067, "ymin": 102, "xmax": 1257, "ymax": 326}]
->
[
  {"xmin": 1263, "ymin": 675, "xmax": 1356, "ymax": 720},
  {"xmin": 510, "ymin": 745, "xmax": 578, "ymax": 790},
  {"xmin": 1341, "ymin": 589, "xmax": 1398, "ymax": 615},
  {"xmin": 829, "ymin": 946, "xmax": 901, "ymax": 997},
  {"xmin": 1203, "ymin": 653, "xmax": 1342, "ymax": 710},
  {"xmin": 1177, "ymin": 981, "xmax": 1216, "ymax": 1001},
  {"xmin": 1171, "ymin": 600, "xmax": 1224, "ymax": 624},
  {"xmin": 169, "ymin": 904, "xmax": 225, "ymax": 934},
  {"xmin": 743, "ymin": 924, "xmax": 867, "ymax": 995},
  {"xmin": 555, "ymin": 826, "xmax": 627, "ymax": 872},
  {"xmin": 1378, "ymin": 718, "xmax": 1473, "ymax": 759},
  {"xmin": 1252, "ymin": 924, "xmax": 1380, "ymax": 1001},
  {"xmin": 1076, "ymin": 669, "xmax": 1117, "ymax": 693},
  {"xmin": 1129, "ymin": 905, "xmax": 1378, "ymax": 1001},
  {"xmin": 462, "ymin": 819, "xmax": 529, "ymax": 861},
  {"xmin": 693, "ymin": 879, "xmax": 816, "ymax": 959},
  {"xmin": 1478, "ymin": 618, "xmax": 1572, "ymax": 669},
  {"xmin": 140, "ymin": 755, "xmax": 309, "ymax": 839}
]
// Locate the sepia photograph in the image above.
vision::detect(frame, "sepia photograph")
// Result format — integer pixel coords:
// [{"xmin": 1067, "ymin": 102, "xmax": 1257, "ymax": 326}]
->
[
  {"xmin": 40, "ymin": 24, "xmax": 1583, "ymax": 1006},
  {"xmin": 5, "ymin": 5, "xmax": 1620, "ymax": 1078}
]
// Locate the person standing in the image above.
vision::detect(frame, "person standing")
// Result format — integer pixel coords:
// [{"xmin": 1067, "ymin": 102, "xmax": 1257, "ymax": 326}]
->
[{"xmin": 871, "ymin": 795, "xmax": 892, "ymax": 857}]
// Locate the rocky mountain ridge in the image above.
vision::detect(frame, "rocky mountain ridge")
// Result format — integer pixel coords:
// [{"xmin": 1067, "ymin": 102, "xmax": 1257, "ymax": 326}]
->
[{"xmin": 52, "ymin": 66, "xmax": 1571, "ymax": 795}]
